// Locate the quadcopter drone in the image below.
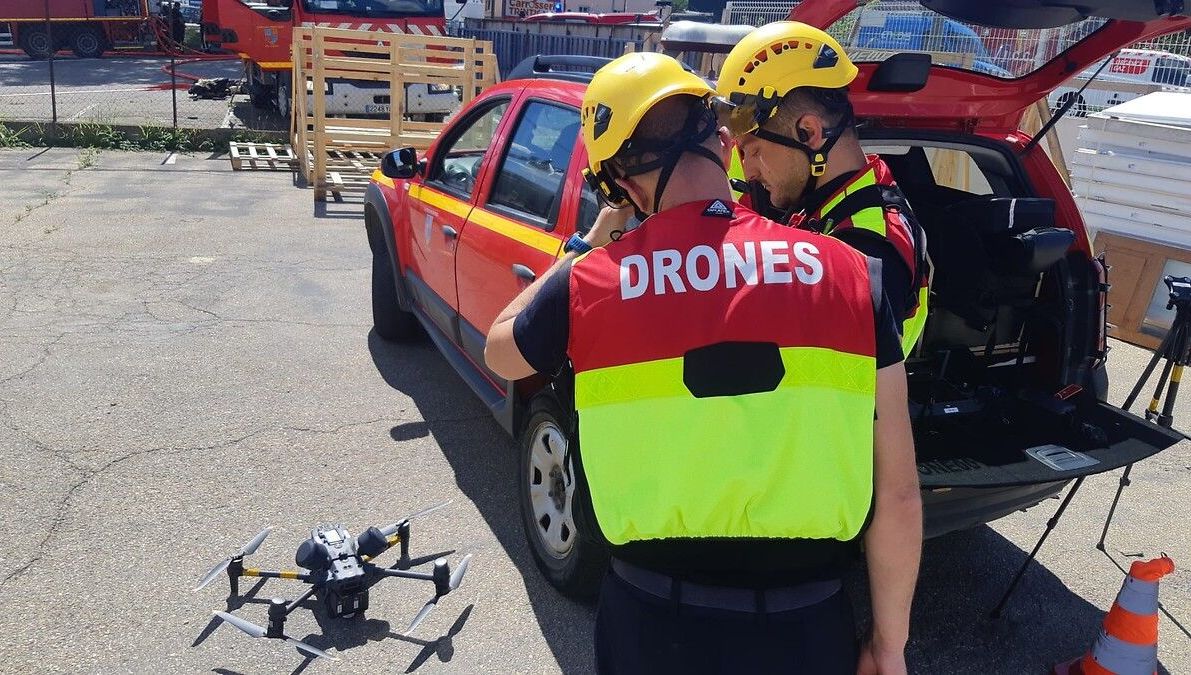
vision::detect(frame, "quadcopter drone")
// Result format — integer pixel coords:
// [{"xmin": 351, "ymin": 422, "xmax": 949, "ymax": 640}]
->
[{"xmin": 194, "ymin": 500, "xmax": 471, "ymax": 661}]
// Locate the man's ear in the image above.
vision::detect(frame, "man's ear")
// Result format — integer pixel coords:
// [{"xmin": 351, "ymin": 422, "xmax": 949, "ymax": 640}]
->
[
  {"xmin": 717, "ymin": 127, "xmax": 734, "ymax": 167},
  {"xmin": 796, "ymin": 114, "xmax": 827, "ymax": 148}
]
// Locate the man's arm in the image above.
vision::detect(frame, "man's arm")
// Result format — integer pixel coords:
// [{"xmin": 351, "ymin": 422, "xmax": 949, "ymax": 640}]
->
[
  {"xmin": 860, "ymin": 360, "xmax": 922, "ymax": 675},
  {"xmin": 834, "ymin": 230, "xmax": 911, "ymax": 325},
  {"xmin": 484, "ymin": 206, "xmax": 632, "ymax": 381}
]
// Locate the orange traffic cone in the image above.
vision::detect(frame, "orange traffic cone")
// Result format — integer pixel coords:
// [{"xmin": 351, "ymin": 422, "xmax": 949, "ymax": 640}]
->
[{"xmin": 1053, "ymin": 555, "xmax": 1174, "ymax": 675}]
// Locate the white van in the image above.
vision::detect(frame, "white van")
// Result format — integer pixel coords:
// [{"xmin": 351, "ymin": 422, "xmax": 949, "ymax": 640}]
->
[{"xmin": 1048, "ymin": 48, "xmax": 1191, "ymax": 116}]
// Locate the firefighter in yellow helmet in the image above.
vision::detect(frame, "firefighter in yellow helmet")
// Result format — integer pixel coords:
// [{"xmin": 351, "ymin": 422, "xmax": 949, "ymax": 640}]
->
[
  {"xmin": 486, "ymin": 51, "xmax": 920, "ymax": 674},
  {"xmin": 715, "ymin": 21, "xmax": 931, "ymax": 357}
]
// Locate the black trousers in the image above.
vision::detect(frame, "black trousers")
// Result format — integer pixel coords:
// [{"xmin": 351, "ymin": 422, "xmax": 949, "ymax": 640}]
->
[{"xmin": 594, "ymin": 569, "xmax": 858, "ymax": 674}]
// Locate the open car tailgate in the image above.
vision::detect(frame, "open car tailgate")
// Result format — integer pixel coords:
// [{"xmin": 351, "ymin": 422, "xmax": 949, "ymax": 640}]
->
[{"xmin": 916, "ymin": 401, "xmax": 1185, "ymax": 489}]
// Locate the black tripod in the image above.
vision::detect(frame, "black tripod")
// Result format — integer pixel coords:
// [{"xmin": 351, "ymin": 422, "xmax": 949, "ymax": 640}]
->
[
  {"xmin": 990, "ymin": 276, "xmax": 1190, "ymax": 618},
  {"xmin": 1096, "ymin": 275, "xmax": 1191, "ymax": 551}
]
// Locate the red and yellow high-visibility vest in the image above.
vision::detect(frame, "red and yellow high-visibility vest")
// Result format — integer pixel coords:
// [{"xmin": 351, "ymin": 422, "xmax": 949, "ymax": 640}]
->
[
  {"xmin": 806, "ymin": 156, "xmax": 929, "ymax": 354},
  {"xmin": 567, "ymin": 199, "xmax": 878, "ymax": 546}
]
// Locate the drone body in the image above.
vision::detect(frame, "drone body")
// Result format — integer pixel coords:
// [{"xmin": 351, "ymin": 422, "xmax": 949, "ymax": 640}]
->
[{"xmin": 194, "ymin": 501, "xmax": 470, "ymax": 661}]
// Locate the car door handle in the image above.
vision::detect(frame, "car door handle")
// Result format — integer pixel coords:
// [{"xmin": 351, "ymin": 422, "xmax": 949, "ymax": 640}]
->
[
  {"xmin": 512, "ymin": 264, "xmax": 536, "ymax": 282},
  {"xmin": 441, "ymin": 225, "xmax": 458, "ymax": 239}
]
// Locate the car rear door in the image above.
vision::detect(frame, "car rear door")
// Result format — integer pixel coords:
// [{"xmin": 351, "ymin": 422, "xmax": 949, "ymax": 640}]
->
[
  {"xmin": 404, "ymin": 97, "xmax": 512, "ymax": 337},
  {"xmin": 454, "ymin": 98, "xmax": 581, "ymax": 376}
]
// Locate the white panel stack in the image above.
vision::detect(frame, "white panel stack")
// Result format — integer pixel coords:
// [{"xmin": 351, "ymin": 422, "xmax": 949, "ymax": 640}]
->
[{"xmin": 1071, "ymin": 92, "xmax": 1191, "ymax": 249}]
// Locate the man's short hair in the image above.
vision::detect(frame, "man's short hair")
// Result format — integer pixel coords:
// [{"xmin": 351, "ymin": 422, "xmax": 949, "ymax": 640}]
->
[
  {"xmin": 608, "ymin": 94, "xmax": 715, "ymax": 175},
  {"xmin": 773, "ymin": 86, "xmax": 854, "ymax": 132}
]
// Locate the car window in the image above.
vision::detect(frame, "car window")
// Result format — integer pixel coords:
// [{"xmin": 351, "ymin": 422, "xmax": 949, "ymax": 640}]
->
[
  {"xmin": 576, "ymin": 181, "xmax": 601, "ymax": 237},
  {"xmin": 428, "ymin": 100, "xmax": 509, "ymax": 199},
  {"xmin": 489, "ymin": 101, "xmax": 580, "ymax": 227}
]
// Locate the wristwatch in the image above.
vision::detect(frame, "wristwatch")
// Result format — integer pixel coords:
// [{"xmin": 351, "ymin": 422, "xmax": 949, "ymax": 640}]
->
[{"xmin": 564, "ymin": 233, "xmax": 593, "ymax": 254}]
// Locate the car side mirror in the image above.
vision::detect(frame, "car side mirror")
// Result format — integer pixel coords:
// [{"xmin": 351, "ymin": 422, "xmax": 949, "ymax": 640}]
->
[{"xmin": 381, "ymin": 147, "xmax": 419, "ymax": 179}]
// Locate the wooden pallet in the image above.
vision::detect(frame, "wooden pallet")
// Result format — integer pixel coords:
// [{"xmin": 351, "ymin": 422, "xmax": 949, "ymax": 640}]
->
[{"xmin": 230, "ymin": 142, "xmax": 298, "ymax": 171}]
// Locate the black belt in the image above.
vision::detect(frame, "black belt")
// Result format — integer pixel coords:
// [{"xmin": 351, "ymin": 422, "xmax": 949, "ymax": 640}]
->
[{"xmin": 611, "ymin": 558, "xmax": 841, "ymax": 614}]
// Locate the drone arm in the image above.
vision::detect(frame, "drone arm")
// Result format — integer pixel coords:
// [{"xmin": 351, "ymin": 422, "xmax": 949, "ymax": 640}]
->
[
  {"xmin": 366, "ymin": 564, "xmax": 435, "ymax": 583},
  {"xmin": 242, "ymin": 567, "xmax": 312, "ymax": 583},
  {"xmin": 285, "ymin": 586, "xmax": 318, "ymax": 615}
]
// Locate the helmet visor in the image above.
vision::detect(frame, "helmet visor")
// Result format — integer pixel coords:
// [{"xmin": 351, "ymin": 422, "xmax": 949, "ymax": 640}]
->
[{"xmin": 711, "ymin": 94, "xmax": 762, "ymax": 138}]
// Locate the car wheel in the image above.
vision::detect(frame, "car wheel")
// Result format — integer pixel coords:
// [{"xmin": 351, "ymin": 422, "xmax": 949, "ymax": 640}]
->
[
  {"xmin": 20, "ymin": 27, "xmax": 53, "ymax": 60},
  {"xmin": 71, "ymin": 27, "xmax": 104, "ymax": 59},
  {"xmin": 518, "ymin": 393, "xmax": 608, "ymax": 599},
  {"xmin": 368, "ymin": 222, "xmax": 418, "ymax": 341}
]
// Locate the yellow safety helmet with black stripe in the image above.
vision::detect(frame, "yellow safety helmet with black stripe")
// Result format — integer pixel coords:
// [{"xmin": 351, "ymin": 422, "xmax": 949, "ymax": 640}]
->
[
  {"xmin": 580, "ymin": 52, "xmax": 725, "ymax": 215},
  {"xmin": 713, "ymin": 22, "xmax": 858, "ymax": 180}
]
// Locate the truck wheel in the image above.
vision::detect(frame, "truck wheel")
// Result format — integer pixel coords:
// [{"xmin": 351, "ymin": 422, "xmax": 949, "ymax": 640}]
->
[
  {"xmin": 518, "ymin": 393, "xmax": 608, "ymax": 599},
  {"xmin": 71, "ymin": 27, "xmax": 105, "ymax": 59},
  {"xmin": 1057, "ymin": 91, "xmax": 1088, "ymax": 118},
  {"xmin": 20, "ymin": 27, "xmax": 53, "ymax": 60},
  {"xmin": 368, "ymin": 221, "xmax": 418, "ymax": 341},
  {"xmin": 276, "ymin": 83, "xmax": 291, "ymax": 120}
]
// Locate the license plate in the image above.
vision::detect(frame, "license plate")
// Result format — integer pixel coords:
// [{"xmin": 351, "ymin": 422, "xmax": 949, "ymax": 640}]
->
[{"xmin": 365, "ymin": 104, "xmax": 390, "ymax": 114}]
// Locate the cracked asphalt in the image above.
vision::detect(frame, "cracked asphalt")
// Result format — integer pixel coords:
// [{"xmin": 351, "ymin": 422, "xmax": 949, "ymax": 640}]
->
[{"xmin": 0, "ymin": 148, "xmax": 1188, "ymax": 674}]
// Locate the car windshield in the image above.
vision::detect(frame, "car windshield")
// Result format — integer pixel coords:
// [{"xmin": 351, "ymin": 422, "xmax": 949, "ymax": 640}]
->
[{"xmin": 302, "ymin": 0, "xmax": 444, "ymax": 18}]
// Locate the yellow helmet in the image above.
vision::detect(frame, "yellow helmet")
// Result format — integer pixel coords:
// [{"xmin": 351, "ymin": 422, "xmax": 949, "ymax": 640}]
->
[
  {"xmin": 581, "ymin": 52, "xmax": 715, "ymax": 181},
  {"xmin": 714, "ymin": 21, "xmax": 857, "ymax": 138}
]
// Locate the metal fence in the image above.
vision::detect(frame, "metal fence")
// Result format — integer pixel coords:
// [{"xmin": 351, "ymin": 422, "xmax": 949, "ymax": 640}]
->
[
  {"xmin": 0, "ymin": 14, "xmax": 262, "ymax": 136},
  {"xmin": 451, "ymin": 26, "xmax": 642, "ymax": 77},
  {"xmin": 720, "ymin": 1, "xmax": 1191, "ymax": 115}
]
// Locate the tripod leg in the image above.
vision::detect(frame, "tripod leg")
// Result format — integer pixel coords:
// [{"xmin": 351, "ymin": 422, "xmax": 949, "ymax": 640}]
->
[
  {"xmin": 1144, "ymin": 359, "xmax": 1174, "ymax": 423},
  {"xmin": 1156, "ymin": 363, "xmax": 1182, "ymax": 428},
  {"xmin": 1096, "ymin": 463, "xmax": 1132, "ymax": 552},
  {"xmin": 1122, "ymin": 328, "xmax": 1172, "ymax": 412},
  {"xmin": 991, "ymin": 476, "xmax": 1085, "ymax": 619}
]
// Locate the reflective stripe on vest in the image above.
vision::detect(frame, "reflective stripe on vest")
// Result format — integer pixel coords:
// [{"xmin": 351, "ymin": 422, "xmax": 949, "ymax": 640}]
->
[
  {"xmin": 817, "ymin": 165, "xmax": 927, "ymax": 354},
  {"xmin": 567, "ymin": 202, "xmax": 878, "ymax": 547},
  {"xmin": 576, "ymin": 347, "xmax": 875, "ymax": 545},
  {"xmin": 902, "ymin": 285, "xmax": 929, "ymax": 354}
]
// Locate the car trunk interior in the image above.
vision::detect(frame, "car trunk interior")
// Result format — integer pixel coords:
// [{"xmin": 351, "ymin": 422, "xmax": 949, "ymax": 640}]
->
[{"xmin": 864, "ymin": 135, "xmax": 1183, "ymax": 488}]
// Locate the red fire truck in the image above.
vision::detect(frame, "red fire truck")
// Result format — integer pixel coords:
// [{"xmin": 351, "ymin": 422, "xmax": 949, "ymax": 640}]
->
[
  {"xmin": 0, "ymin": 0, "xmax": 160, "ymax": 59},
  {"xmin": 202, "ymin": 0, "xmax": 457, "ymax": 118}
]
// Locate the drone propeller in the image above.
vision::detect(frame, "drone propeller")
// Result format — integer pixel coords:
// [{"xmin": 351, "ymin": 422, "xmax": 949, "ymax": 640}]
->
[
  {"xmin": 404, "ymin": 554, "xmax": 472, "ymax": 636},
  {"xmin": 379, "ymin": 500, "xmax": 452, "ymax": 538},
  {"xmin": 212, "ymin": 611, "xmax": 336, "ymax": 661},
  {"xmin": 194, "ymin": 526, "xmax": 273, "ymax": 592}
]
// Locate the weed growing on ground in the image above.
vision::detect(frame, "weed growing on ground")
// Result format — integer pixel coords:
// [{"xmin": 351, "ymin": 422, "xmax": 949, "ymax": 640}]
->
[{"xmin": 0, "ymin": 122, "xmax": 219, "ymax": 153}]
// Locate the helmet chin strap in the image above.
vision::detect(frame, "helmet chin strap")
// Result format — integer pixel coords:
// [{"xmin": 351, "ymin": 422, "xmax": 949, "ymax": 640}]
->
[
  {"xmin": 751, "ymin": 114, "xmax": 852, "ymax": 210},
  {"xmin": 618, "ymin": 105, "xmax": 726, "ymax": 218}
]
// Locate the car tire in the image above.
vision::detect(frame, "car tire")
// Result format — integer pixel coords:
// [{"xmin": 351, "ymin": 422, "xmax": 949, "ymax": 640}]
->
[
  {"xmin": 20, "ymin": 27, "xmax": 53, "ymax": 60},
  {"xmin": 71, "ymin": 27, "xmax": 104, "ymax": 59},
  {"xmin": 518, "ymin": 393, "xmax": 608, "ymax": 599},
  {"xmin": 368, "ymin": 223, "xmax": 418, "ymax": 341}
]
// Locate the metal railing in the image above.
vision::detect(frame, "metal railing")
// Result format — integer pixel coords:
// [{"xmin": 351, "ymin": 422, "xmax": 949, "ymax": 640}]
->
[{"xmin": 718, "ymin": 0, "xmax": 1191, "ymax": 115}]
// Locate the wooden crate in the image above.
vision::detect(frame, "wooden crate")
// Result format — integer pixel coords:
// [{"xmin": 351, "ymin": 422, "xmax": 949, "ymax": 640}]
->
[
  {"xmin": 1095, "ymin": 232, "xmax": 1191, "ymax": 350},
  {"xmin": 229, "ymin": 142, "xmax": 298, "ymax": 171},
  {"xmin": 291, "ymin": 26, "xmax": 499, "ymax": 201}
]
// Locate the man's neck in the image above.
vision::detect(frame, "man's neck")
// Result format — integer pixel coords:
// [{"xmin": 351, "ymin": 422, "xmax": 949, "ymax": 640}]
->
[
  {"xmin": 655, "ymin": 165, "xmax": 733, "ymax": 213},
  {"xmin": 814, "ymin": 144, "xmax": 868, "ymax": 191}
]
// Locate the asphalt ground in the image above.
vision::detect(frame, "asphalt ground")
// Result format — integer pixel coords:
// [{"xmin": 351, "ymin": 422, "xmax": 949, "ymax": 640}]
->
[
  {"xmin": 0, "ymin": 148, "xmax": 1187, "ymax": 674},
  {"xmin": 0, "ymin": 54, "xmax": 266, "ymax": 129}
]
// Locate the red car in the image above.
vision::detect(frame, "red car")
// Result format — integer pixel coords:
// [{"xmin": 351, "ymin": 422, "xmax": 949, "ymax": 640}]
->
[{"xmin": 365, "ymin": 0, "xmax": 1189, "ymax": 598}]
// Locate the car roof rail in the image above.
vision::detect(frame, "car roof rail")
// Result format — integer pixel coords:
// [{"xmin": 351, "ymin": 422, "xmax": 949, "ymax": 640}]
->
[{"xmin": 507, "ymin": 55, "xmax": 615, "ymax": 83}]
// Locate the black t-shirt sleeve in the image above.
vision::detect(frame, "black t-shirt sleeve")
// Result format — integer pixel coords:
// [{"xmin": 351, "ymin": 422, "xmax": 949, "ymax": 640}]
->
[
  {"xmin": 865, "ymin": 256, "xmax": 904, "ymax": 369},
  {"xmin": 835, "ymin": 228, "xmax": 912, "ymax": 326},
  {"xmin": 512, "ymin": 260, "xmax": 572, "ymax": 376}
]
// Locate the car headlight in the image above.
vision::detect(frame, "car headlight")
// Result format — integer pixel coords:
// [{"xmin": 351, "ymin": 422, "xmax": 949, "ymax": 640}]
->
[{"xmin": 427, "ymin": 83, "xmax": 455, "ymax": 94}]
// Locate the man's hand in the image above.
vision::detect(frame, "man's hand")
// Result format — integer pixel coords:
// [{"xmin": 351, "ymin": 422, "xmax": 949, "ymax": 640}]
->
[
  {"xmin": 584, "ymin": 206, "xmax": 635, "ymax": 248},
  {"xmin": 856, "ymin": 640, "xmax": 907, "ymax": 675}
]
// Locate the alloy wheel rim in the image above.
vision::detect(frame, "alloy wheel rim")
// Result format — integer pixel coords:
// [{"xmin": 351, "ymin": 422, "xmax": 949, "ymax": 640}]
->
[{"xmin": 527, "ymin": 421, "xmax": 575, "ymax": 558}]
